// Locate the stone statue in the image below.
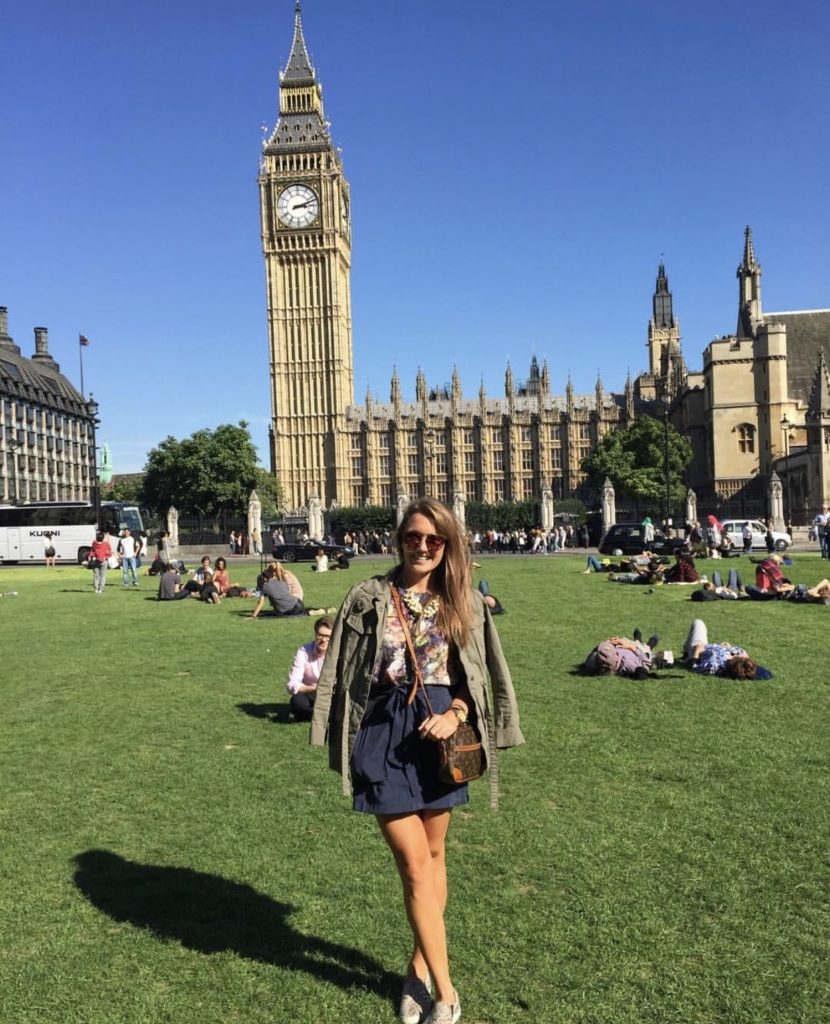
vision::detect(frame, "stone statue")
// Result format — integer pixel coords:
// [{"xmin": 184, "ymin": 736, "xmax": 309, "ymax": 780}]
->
[
  {"xmin": 307, "ymin": 492, "xmax": 324, "ymax": 542},
  {"xmin": 541, "ymin": 487, "xmax": 554, "ymax": 531},
  {"xmin": 396, "ymin": 492, "xmax": 411, "ymax": 526},
  {"xmin": 248, "ymin": 490, "xmax": 263, "ymax": 553},
  {"xmin": 686, "ymin": 488, "xmax": 697, "ymax": 526},
  {"xmin": 167, "ymin": 506, "xmax": 179, "ymax": 550},
  {"xmin": 452, "ymin": 491, "xmax": 465, "ymax": 527},
  {"xmin": 601, "ymin": 478, "xmax": 616, "ymax": 531},
  {"xmin": 769, "ymin": 471, "xmax": 785, "ymax": 532}
]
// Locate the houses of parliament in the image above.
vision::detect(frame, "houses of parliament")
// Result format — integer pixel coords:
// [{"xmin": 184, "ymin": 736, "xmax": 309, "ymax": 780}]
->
[{"xmin": 260, "ymin": 5, "xmax": 830, "ymax": 522}]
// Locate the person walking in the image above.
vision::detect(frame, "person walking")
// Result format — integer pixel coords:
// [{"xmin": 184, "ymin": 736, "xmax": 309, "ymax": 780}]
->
[
  {"xmin": 311, "ymin": 497, "xmax": 524, "ymax": 1024},
  {"xmin": 88, "ymin": 531, "xmax": 112, "ymax": 594},
  {"xmin": 118, "ymin": 529, "xmax": 140, "ymax": 587}
]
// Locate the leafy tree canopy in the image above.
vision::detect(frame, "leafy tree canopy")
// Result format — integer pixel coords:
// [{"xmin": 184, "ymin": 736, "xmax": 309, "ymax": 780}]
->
[
  {"xmin": 581, "ymin": 416, "xmax": 692, "ymax": 512},
  {"xmin": 329, "ymin": 506, "xmax": 397, "ymax": 538},
  {"xmin": 141, "ymin": 422, "xmax": 259, "ymax": 516},
  {"xmin": 100, "ymin": 474, "xmax": 144, "ymax": 505}
]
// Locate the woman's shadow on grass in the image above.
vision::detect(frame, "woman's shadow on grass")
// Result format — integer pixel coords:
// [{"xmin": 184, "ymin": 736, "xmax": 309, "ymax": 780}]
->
[{"xmin": 73, "ymin": 849, "xmax": 397, "ymax": 998}]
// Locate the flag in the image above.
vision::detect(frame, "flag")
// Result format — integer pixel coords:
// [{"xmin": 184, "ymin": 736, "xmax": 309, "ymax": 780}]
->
[{"xmin": 79, "ymin": 334, "xmax": 90, "ymax": 347}]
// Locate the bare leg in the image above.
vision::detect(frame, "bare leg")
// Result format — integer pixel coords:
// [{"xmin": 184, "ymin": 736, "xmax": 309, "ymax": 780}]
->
[
  {"xmin": 378, "ymin": 810, "xmax": 455, "ymax": 1004},
  {"xmin": 684, "ymin": 618, "xmax": 709, "ymax": 661}
]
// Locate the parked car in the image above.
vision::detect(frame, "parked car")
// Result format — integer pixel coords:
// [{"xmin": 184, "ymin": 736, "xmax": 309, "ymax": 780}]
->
[
  {"xmin": 597, "ymin": 523, "xmax": 676, "ymax": 557},
  {"xmin": 719, "ymin": 519, "xmax": 791, "ymax": 552},
  {"xmin": 271, "ymin": 541, "xmax": 354, "ymax": 565}
]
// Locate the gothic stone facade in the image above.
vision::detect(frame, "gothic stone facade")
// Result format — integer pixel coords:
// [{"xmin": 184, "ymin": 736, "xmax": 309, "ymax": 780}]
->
[
  {"xmin": 262, "ymin": 10, "xmax": 829, "ymax": 521},
  {"xmin": 260, "ymin": 7, "xmax": 630, "ymax": 512}
]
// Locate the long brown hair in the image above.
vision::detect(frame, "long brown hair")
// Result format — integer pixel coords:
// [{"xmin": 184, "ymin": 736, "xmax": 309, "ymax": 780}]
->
[{"xmin": 394, "ymin": 497, "xmax": 472, "ymax": 646}]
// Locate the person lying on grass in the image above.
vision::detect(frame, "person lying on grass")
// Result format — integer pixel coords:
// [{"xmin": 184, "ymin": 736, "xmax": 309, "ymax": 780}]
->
[
  {"xmin": 582, "ymin": 629, "xmax": 659, "ymax": 679},
  {"xmin": 682, "ymin": 619, "xmax": 772, "ymax": 679}
]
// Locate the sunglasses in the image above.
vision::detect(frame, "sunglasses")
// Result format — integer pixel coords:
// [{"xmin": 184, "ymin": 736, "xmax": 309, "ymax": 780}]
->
[{"xmin": 402, "ymin": 530, "xmax": 446, "ymax": 552}]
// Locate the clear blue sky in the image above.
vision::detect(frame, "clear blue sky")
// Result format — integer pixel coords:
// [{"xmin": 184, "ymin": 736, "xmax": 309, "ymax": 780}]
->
[{"xmin": 2, "ymin": 0, "xmax": 828, "ymax": 473}]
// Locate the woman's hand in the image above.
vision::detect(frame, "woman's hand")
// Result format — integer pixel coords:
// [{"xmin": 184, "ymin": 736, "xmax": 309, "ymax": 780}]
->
[{"xmin": 418, "ymin": 711, "xmax": 460, "ymax": 742}]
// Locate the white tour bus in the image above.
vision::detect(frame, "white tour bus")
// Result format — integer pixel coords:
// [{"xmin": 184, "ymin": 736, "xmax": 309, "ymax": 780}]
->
[{"xmin": 0, "ymin": 501, "xmax": 145, "ymax": 565}]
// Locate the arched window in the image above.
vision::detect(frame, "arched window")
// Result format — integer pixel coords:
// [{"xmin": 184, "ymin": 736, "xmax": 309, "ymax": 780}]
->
[{"xmin": 737, "ymin": 423, "xmax": 755, "ymax": 454}]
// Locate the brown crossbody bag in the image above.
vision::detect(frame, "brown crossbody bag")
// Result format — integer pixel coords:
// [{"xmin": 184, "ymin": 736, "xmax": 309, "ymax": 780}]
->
[{"xmin": 391, "ymin": 586, "xmax": 485, "ymax": 785}]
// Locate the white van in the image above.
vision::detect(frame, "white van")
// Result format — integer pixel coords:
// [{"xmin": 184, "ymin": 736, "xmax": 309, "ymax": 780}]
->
[{"xmin": 719, "ymin": 519, "xmax": 790, "ymax": 552}]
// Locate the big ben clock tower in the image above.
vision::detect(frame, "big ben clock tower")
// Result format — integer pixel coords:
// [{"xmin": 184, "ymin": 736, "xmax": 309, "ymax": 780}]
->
[{"xmin": 259, "ymin": 1, "xmax": 353, "ymax": 509}]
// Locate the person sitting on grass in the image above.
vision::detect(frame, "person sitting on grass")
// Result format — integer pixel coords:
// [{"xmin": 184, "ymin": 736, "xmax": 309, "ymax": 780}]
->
[
  {"xmin": 682, "ymin": 619, "xmax": 772, "ymax": 679},
  {"xmin": 250, "ymin": 563, "xmax": 307, "ymax": 618},
  {"xmin": 663, "ymin": 549, "xmax": 700, "ymax": 584},
  {"xmin": 582, "ymin": 629, "xmax": 659, "ymax": 679},
  {"xmin": 285, "ymin": 615, "xmax": 333, "ymax": 721},
  {"xmin": 257, "ymin": 560, "xmax": 304, "ymax": 601},
  {"xmin": 157, "ymin": 563, "xmax": 192, "ymax": 601},
  {"xmin": 745, "ymin": 554, "xmax": 795, "ymax": 600},
  {"xmin": 477, "ymin": 578, "xmax": 506, "ymax": 614},
  {"xmin": 212, "ymin": 556, "xmax": 251, "ymax": 598},
  {"xmin": 312, "ymin": 548, "xmax": 329, "ymax": 572}
]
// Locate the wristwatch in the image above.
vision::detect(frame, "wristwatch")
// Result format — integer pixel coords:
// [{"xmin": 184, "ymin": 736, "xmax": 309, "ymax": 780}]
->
[{"xmin": 450, "ymin": 704, "xmax": 468, "ymax": 724}]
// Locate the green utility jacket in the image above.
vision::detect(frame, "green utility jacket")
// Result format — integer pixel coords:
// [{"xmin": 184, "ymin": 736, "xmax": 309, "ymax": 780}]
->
[{"xmin": 310, "ymin": 575, "xmax": 525, "ymax": 809}]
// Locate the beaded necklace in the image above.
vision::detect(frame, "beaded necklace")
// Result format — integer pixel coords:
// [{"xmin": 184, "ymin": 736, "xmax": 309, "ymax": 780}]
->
[{"xmin": 396, "ymin": 585, "xmax": 441, "ymax": 622}]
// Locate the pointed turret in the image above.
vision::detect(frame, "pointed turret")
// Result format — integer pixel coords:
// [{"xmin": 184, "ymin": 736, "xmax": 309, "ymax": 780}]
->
[
  {"xmin": 265, "ymin": 2, "xmax": 330, "ymax": 151},
  {"xmin": 283, "ymin": 3, "xmax": 315, "ymax": 83},
  {"xmin": 736, "ymin": 225, "xmax": 763, "ymax": 338},
  {"xmin": 625, "ymin": 371, "xmax": 634, "ymax": 421},
  {"xmin": 540, "ymin": 360, "xmax": 550, "ymax": 396},
  {"xmin": 451, "ymin": 365, "xmax": 461, "ymax": 401},
  {"xmin": 647, "ymin": 261, "xmax": 683, "ymax": 380},
  {"xmin": 415, "ymin": 367, "xmax": 427, "ymax": 404},
  {"xmin": 391, "ymin": 366, "xmax": 401, "ymax": 409},
  {"xmin": 652, "ymin": 263, "xmax": 674, "ymax": 329},
  {"xmin": 505, "ymin": 362, "xmax": 514, "ymax": 398},
  {"xmin": 566, "ymin": 374, "xmax": 574, "ymax": 415},
  {"xmin": 595, "ymin": 371, "xmax": 604, "ymax": 410}
]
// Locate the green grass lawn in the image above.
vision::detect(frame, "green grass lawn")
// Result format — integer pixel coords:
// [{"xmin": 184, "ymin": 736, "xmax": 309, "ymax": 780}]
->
[{"xmin": 1, "ymin": 553, "xmax": 828, "ymax": 1024}]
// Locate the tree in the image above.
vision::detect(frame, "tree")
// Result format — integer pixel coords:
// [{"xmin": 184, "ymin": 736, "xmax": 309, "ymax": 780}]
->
[
  {"xmin": 253, "ymin": 468, "xmax": 284, "ymax": 522},
  {"xmin": 100, "ymin": 474, "xmax": 144, "ymax": 505},
  {"xmin": 141, "ymin": 422, "xmax": 259, "ymax": 516},
  {"xmin": 581, "ymin": 416, "xmax": 692, "ymax": 513}
]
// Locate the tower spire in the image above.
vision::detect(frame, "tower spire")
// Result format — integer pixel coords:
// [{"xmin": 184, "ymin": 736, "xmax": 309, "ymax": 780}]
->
[
  {"xmin": 652, "ymin": 263, "xmax": 674, "ymax": 329},
  {"xmin": 283, "ymin": 2, "xmax": 316, "ymax": 84},
  {"xmin": 736, "ymin": 225, "xmax": 763, "ymax": 338}
]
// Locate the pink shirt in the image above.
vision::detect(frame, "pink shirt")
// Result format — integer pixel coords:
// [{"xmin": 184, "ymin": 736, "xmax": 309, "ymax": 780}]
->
[{"xmin": 286, "ymin": 641, "xmax": 325, "ymax": 694}]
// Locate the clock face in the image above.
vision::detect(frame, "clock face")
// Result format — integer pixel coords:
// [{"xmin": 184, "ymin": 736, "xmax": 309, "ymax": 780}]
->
[{"xmin": 277, "ymin": 184, "xmax": 319, "ymax": 228}]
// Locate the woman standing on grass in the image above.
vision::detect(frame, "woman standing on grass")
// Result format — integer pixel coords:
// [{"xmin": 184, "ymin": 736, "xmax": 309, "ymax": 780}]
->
[{"xmin": 311, "ymin": 497, "xmax": 524, "ymax": 1024}]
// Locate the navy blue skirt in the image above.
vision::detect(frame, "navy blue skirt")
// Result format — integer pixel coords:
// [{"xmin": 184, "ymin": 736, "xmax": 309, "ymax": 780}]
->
[{"xmin": 350, "ymin": 684, "xmax": 469, "ymax": 815}]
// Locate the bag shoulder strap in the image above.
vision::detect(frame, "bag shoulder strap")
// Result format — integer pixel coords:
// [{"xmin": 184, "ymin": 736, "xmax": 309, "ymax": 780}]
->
[{"xmin": 389, "ymin": 584, "xmax": 435, "ymax": 716}]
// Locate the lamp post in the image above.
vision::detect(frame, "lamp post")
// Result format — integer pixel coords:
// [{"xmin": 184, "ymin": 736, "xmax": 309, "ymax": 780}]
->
[
  {"xmin": 781, "ymin": 415, "xmax": 791, "ymax": 534},
  {"xmin": 4, "ymin": 438, "xmax": 20, "ymax": 502},
  {"xmin": 86, "ymin": 394, "xmax": 101, "ymax": 528},
  {"xmin": 662, "ymin": 395, "xmax": 672, "ymax": 535}
]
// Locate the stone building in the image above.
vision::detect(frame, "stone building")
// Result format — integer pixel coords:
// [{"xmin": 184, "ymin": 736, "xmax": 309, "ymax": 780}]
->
[
  {"xmin": 260, "ymin": 5, "xmax": 630, "ymax": 512},
  {"xmin": 0, "ymin": 307, "xmax": 96, "ymax": 503},
  {"xmin": 261, "ymin": 9, "xmax": 829, "ymax": 523},
  {"xmin": 666, "ymin": 228, "xmax": 830, "ymax": 522}
]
